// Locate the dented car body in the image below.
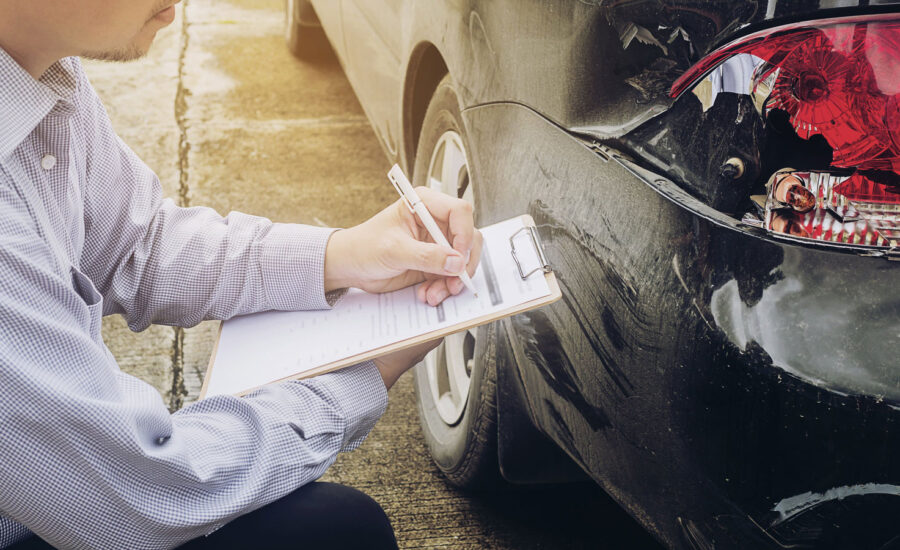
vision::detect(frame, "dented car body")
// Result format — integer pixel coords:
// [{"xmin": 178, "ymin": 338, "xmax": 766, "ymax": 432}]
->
[{"xmin": 300, "ymin": 1, "xmax": 900, "ymax": 548}]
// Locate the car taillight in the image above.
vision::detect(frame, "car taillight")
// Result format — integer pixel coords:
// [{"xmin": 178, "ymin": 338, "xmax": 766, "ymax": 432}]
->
[
  {"xmin": 671, "ymin": 15, "xmax": 900, "ymax": 250},
  {"xmin": 764, "ymin": 170, "xmax": 899, "ymax": 248}
]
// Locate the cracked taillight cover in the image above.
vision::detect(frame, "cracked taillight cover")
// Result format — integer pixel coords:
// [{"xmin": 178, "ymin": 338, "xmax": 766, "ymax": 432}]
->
[
  {"xmin": 674, "ymin": 16, "xmax": 900, "ymax": 173},
  {"xmin": 673, "ymin": 15, "xmax": 900, "ymax": 248}
]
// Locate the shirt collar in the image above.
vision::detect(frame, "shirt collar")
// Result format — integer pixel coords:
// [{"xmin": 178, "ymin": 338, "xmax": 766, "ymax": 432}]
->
[{"xmin": 0, "ymin": 47, "xmax": 78, "ymax": 159}]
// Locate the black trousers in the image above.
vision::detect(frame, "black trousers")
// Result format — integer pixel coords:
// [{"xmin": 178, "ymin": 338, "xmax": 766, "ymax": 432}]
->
[{"xmin": 11, "ymin": 482, "xmax": 398, "ymax": 550}]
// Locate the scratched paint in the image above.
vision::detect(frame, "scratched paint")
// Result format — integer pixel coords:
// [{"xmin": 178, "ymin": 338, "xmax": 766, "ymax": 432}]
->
[
  {"xmin": 514, "ymin": 310, "xmax": 612, "ymax": 432},
  {"xmin": 386, "ymin": 1, "xmax": 900, "ymax": 546},
  {"xmin": 464, "ymin": 97, "xmax": 900, "ymax": 549}
]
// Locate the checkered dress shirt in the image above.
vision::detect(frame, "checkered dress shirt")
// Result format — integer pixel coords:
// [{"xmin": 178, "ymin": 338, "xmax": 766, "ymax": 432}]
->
[{"xmin": 0, "ymin": 48, "xmax": 388, "ymax": 549}]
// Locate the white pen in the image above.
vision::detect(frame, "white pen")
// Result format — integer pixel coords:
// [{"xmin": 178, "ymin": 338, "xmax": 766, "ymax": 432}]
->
[{"xmin": 388, "ymin": 164, "xmax": 478, "ymax": 297}]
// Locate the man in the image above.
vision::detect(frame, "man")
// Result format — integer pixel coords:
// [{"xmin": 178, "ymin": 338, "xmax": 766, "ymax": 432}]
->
[{"xmin": 0, "ymin": 1, "xmax": 482, "ymax": 548}]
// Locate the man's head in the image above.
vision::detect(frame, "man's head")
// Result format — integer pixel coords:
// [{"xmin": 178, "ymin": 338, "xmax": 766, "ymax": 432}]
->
[{"xmin": 0, "ymin": 0, "xmax": 179, "ymax": 78}]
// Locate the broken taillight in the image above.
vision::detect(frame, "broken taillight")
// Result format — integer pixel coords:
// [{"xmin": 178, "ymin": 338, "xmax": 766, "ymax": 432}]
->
[
  {"xmin": 672, "ymin": 15, "xmax": 900, "ymax": 249},
  {"xmin": 765, "ymin": 170, "xmax": 899, "ymax": 248}
]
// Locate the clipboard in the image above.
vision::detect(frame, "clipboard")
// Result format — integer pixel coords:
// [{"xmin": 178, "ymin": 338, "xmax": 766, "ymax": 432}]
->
[{"xmin": 200, "ymin": 214, "xmax": 560, "ymax": 399}]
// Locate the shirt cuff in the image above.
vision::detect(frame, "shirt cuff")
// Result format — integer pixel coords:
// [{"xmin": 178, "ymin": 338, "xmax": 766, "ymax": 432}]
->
[
  {"xmin": 258, "ymin": 223, "xmax": 337, "ymax": 311},
  {"xmin": 309, "ymin": 362, "xmax": 388, "ymax": 451}
]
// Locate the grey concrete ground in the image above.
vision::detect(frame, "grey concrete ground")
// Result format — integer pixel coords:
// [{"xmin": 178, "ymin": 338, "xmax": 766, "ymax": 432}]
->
[{"xmin": 85, "ymin": 1, "xmax": 660, "ymax": 548}]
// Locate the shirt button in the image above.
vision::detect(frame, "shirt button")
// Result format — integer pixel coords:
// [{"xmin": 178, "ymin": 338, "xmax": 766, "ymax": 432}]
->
[{"xmin": 41, "ymin": 154, "xmax": 57, "ymax": 170}]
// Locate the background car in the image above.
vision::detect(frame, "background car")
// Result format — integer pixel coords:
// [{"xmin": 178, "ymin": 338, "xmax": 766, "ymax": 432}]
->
[{"xmin": 286, "ymin": 1, "xmax": 900, "ymax": 548}]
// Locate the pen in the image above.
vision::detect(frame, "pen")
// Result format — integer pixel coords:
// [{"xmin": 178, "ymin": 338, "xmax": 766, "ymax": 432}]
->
[{"xmin": 388, "ymin": 164, "xmax": 479, "ymax": 297}]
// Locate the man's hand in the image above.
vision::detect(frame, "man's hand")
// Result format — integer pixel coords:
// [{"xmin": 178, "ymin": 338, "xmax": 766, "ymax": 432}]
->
[
  {"xmin": 324, "ymin": 186, "xmax": 483, "ymax": 306},
  {"xmin": 373, "ymin": 338, "xmax": 442, "ymax": 389}
]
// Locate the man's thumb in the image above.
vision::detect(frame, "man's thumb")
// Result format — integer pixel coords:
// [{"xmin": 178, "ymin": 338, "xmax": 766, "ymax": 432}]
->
[{"xmin": 406, "ymin": 240, "xmax": 464, "ymax": 276}]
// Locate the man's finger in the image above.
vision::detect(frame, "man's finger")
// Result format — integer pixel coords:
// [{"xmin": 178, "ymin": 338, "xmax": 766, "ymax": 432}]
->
[
  {"xmin": 416, "ymin": 281, "xmax": 430, "ymax": 303},
  {"xmin": 401, "ymin": 238, "xmax": 466, "ymax": 277},
  {"xmin": 418, "ymin": 277, "xmax": 465, "ymax": 305},
  {"xmin": 463, "ymin": 229, "xmax": 483, "ymax": 277},
  {"xmin": 447, "ymin": 277, "xmax": 464, "ymax": 295},
  {"xmin": 425, "ymin": 279, "xmax": 451, "ymax": 306},
  {"xmin": 414, "ymin": 187, "xmax": 476, "ymax": 255}
]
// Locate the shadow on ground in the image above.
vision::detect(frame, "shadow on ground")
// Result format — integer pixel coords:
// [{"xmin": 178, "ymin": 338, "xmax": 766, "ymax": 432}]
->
[{"xmin": 469, "ymin": 482, "xmax": 663, "ymax": 549}]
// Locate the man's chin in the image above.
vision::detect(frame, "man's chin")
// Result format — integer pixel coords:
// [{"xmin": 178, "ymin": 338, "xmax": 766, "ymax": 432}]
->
[{"xmin": 81, "ymin": 44, "xmax": 149, "ymax": 63}]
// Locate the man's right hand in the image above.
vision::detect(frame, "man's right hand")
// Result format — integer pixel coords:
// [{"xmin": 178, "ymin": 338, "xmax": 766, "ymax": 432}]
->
[{"xmin": 323, "ymin": 186, "xmax": 482, "ymax": 306}]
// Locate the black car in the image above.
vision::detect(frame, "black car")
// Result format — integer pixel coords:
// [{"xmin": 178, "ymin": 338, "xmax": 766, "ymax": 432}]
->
[{"xmin": 285, "ymin": 1, "xmax": 900, "ymax": 548}]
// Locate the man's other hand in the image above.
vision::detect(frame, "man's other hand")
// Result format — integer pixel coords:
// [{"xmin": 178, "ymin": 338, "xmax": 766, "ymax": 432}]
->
[
  {"xmin": 373, "ymin": 338, "xmax": 443, "ymax": 389},
  {"xmin": 324, "ymin": 186, "xmax": 483, "ymax": 306}
]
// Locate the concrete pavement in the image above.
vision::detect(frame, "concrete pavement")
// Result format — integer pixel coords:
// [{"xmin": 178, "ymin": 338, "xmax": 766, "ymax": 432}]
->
[{"xmin": 85, "ymin": 1, "xmax": 659, "ymax": 548}]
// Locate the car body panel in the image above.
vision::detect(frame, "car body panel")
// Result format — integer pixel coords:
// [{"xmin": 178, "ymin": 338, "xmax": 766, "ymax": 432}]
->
[
  {"xmin": 341, "ymin": 0, "xmax": 404, "ymax": 155},
  {"xmin": 306, "ymin": 1, "xmax": 900, "ymax": 547},
  {"xmin": 463, "ymin": 100, "xmax": 900, "ymax": 548},
  {"xmin": 319, "ymin": 0, "xmax": 900, "ymax": 153}
]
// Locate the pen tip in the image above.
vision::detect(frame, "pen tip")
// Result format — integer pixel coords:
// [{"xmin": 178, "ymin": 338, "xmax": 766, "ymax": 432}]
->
[{"xmin": 474, "ymin": 292, "xmax": 479, "ymax": 298}]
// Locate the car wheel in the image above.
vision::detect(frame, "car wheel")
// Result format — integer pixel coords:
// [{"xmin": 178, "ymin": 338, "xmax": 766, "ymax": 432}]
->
[
  {"xmin": 412, "ymin": 75, "xmax": 501, "ymax": 489},
  {"xmin": 284, "ymin": 0, "xmax": 331, "ymax": 61}
]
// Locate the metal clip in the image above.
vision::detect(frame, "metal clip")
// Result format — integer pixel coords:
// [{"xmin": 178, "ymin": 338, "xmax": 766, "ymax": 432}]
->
[
  {"xmin": 388, "ymin": 170, "xmax": 415, "ymax": 213},
  {"xmin": 510, "ymin": 225, "xmax": 552, "ymax": 280}
]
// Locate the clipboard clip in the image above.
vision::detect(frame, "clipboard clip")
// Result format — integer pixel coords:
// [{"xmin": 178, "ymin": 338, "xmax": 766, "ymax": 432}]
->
[{"xmin": 510, "ymin": 225, "xmax": 552, "ymax": 280}]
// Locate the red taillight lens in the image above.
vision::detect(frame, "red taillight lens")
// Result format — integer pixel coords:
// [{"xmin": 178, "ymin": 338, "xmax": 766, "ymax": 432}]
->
[
  {"xmin": 672, "ymin": 15, "xmax": 900, "ymax": 249},
  {"xmin": 671, "ymin": 15, "xmax": 900, "ymax": 174}
]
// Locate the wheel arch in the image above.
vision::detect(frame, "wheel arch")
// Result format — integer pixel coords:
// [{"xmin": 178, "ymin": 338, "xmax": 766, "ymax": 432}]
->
[{"xmin": 401, "ymin": 42, "xmax": 449, "ymax": 175}]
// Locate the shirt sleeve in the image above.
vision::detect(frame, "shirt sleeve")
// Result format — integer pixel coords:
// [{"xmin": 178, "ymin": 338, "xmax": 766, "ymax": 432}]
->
[
  {"xmin": 76, "ymin": 64, "xmax": 336, "ymax": 330},
  {"xmin": 0, "ymin": 190, "xmax": 388, "ymax": 549}
]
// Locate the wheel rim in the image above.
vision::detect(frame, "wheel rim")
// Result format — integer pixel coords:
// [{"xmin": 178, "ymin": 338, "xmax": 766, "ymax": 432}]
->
[{"xmin": 424, "ymin": 130, "xmax": 475, "ymax": 426}]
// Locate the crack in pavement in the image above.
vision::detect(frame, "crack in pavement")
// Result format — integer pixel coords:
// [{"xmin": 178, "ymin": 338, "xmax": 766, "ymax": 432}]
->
[
  {"xmin": 169, "ymin": 0, "xmax": 192, "ymax": 412},
  {"xmin": 175, "ymin": 0, "xmax": 191, "ymax": 210},
  {"xmin": 168, "ymin": 327, "xmax": 187, "ymax": 412}
]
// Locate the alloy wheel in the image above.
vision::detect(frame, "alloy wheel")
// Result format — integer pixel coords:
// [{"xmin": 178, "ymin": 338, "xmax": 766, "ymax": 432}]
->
[{"xmin": 423, "ymin": 130, "xmax": 476, "ymax": 426}]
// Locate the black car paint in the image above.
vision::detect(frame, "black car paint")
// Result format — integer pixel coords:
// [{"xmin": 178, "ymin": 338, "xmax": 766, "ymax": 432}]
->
[
  {"xmin": 466, "ymin": 101, "xmax": 900, "ymax": 547},
  {"xmin": 310, "ymin": 1, "xmax": 900, "ymax": 548}
]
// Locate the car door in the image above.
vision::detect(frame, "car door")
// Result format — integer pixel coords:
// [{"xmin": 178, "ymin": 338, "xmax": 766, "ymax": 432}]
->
[{"xmin": 340, "ymin": 0, "xmax": 404, "ymax": 159}]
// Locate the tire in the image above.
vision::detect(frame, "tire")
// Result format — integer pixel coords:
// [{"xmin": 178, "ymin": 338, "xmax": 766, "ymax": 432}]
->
[
  {"xmin": 284, "ymin": 0, "xmax": 333, "ymax": 62},
  {"xmin": 412, "ymin": 75, "xmax": 501, "ymax": 490}
]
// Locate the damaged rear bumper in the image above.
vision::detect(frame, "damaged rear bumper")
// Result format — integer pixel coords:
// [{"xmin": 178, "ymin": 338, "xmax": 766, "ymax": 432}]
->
[{"xmin": 462, "ymin": 100, "xmax": 900, "ymax": 549}]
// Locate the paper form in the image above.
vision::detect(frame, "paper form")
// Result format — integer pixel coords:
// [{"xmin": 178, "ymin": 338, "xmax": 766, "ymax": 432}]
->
[{"xmin": 203, "ymin": 216, "xmax": 552, "ymax": 397}]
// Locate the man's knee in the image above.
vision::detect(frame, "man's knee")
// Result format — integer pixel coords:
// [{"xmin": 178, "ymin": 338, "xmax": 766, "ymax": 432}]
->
[
  {"xmin": 293, "ymin": 482, "xmax": 396, "ymax": 548},
  {"xmin": 179, "ymin": 482, "xmax": 396, "ymax": 549}
]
